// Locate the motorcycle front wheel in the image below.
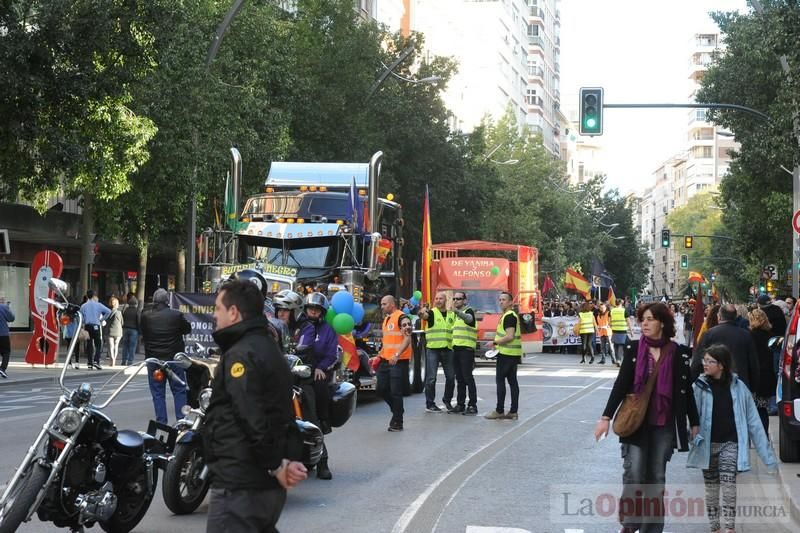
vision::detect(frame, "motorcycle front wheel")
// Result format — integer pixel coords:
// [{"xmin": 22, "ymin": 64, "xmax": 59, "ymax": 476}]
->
[
  {"xmin": 162, "ymin": 442, "xmax": 210, "ymax": 515},
  {"xmin": 99, "ymin": 465, "xmax": 158, "ymax": 533},
  {"xmin": 0, "ymin": 462, "xmax": 49, "ymax": 533}
]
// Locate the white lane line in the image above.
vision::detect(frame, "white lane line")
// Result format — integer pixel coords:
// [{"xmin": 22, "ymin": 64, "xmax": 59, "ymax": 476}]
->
[{"xmin": 465, "ymin": 527, "xmax": 532, "ymax": 533}]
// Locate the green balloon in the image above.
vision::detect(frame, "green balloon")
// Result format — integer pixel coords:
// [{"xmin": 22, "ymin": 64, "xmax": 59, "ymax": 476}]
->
[
  {"xmin": 325, "ymin": 307, "xmax": 337, "ymax": 324},
  {"xmin": 490, "ymin": 266, "xmax": 500, "ymax": 276},
  {"xmin": 332, "ymin": 313, "xmax": 355, "ymax": 335},
  {"xmin": 413, "ymin": 290, "xmax": 422, "ymax": 300}
]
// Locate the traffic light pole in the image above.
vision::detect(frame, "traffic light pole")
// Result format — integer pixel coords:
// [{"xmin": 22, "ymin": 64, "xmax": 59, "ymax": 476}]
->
[{"xmin": 602, "ymin": 103, "xmax": 772, "ymax": 123}]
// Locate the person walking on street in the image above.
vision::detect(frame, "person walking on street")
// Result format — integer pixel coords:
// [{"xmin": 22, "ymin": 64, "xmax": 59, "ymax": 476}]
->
[
  {"xmin": 577, "ymin": 302, "xmax": 596, "ymax": 364},
  {"xmin": 419, "ymin": 292, "xmax": 456, "ymax": 413},
  {"xmin": 205, "ymin": 279, "xmax": 307, "ymax": 533},
  {"xmin": 594, "ymin": 302, "xmax": 699, "ymax": 533},
  {"xmin": 594, "ymin": 302, "xmax": 612, "ymax": 365},
  {"xmin": 451, "ymin": 291, "xmax": 478, "ymax": 415},
  {"xmin": 610, "ymin": 299, "xmax": 628, "ymax": 367},
  {"xmin": 140, "ymin": 288, "xmax": 191, "ymax": 424},
  {"xmin": 485, "ymin": 291, "xmax": 522, "ymax": 420},
  {"xmin": 692, "ymin": 304, "xmax": 759, "ymax": 391},
  {"xmin": 121, "ymin": 293, "xmax": 140, "ymax": 366},
  {"xmin": 377, "ymin": 295, "xmax": 412, "ymax": 432},
  {"xmin": 0, "ymin": 297, "xmax": 15, "ymax": 378},
  {"xmin": 295, "ymin": 292, "xmax": 337, "ymax": 480},
  {"xmin": 80, "ymin": 290, "xmax": 111, "ymax": 370},
  {"xmin": 748, "ymin": 308, "xmax": 777, "ymax": 435},
  {"xmin": 687, "ymin": 344, "xmax": 777, "ymax": 533},
  {"xmin": 106, "ymin": 297, "xmax": 123, "ymax": 366}
]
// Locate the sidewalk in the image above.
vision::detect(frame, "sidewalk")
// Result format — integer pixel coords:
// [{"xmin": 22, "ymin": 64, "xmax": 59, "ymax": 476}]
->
[
  {"xmin": 1, "ymin": 350, "xmax": 146, "ymax": 387},
  {"xmin": 771, "ymin": 420, "xmax": 800, "ymax": 525}
]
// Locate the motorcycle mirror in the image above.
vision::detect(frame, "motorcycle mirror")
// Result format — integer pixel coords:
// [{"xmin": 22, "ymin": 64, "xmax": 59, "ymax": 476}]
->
[
  {"xmin": 38, "ymin": 297, "xmax": 66, "ymax": 310},
  {"xmin": 48, "ymin": 278, "xmax": 69, "ymax": 298},
  {"xmin": 292, "ymin": 365, "xmax": 312, "ymax": 379},
  {"xmin": 174, "ymin": 353, "xmax": 192, "ymax": 369}
]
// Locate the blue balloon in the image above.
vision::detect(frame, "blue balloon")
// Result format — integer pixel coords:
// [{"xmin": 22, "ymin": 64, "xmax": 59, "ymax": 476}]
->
[
  {"xmin": 402, "ymin": 306, "xmax": 410, "ymax": 314},
  {"xmin": 331, "ymin": 290, "xmax": 354, "ymax": 315},
  {"xmin": 409, "ymin": 296, "xmax": 419, "ymax": 306},
  {"xmin": 351, "ymin": 302, "xmax": 365, "ymax": 324}
]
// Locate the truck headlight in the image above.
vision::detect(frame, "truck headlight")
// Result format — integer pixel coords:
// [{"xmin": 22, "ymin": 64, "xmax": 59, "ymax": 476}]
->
[
  {"xmin": 199, "ymin": 388, "xmax": 213, "ymax": 411},
  {"xmin": 57, "ymin": 407, "xmax": 82, "ymax": 434}
]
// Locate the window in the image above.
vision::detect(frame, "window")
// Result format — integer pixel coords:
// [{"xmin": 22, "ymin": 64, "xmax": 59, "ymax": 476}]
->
[{"xmin": 527, "ymin": 24, "xmax": 539, "ymax": 37}]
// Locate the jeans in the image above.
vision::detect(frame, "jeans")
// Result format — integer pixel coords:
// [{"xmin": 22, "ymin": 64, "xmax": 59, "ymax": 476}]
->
[
  {"xmin": 425, "ymin": 348, "xmax": 455, "ymax": 406},
  {"xmin": 619, "ymin": 424, "xmax": 674, "ymax": 533},
  {"xmin": 580, "ymin": 333, "xmax": 594, "ymax": 359},
  {"xmin": 85, "ymin": 324, "xmax": 103, "ymax": 364},
  {"xmin": 121, "ymin": 328, "xmax": 139, "ymax": 365},
  {"xmin": 0, "ymin": 335, "xmax": 9, "ymax": 372},
  {"xmin": 453, "ymin": 347, "xmax": 477, "ymax": 408},
  {"xmin": 147, "ymin": 361, "xmax": 187, "ymax": 424},
  {"xmin": 206, "ymin": 486, "xmax": 286, "ymax": 533},
  {"xmin": 376, "ymin": 359, "xmax": 407, "ymax": 426},
  {"xmin": 598, "ymin": 336, "xmax": 611, "ymax": 359},
  {"xmin": 495, "ymin": 354, "xmax": 520, "ymax": 413}
]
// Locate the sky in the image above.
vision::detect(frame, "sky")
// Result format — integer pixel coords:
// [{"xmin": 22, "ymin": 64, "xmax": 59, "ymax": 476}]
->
[{"xmin": 559, "ymin": 0, "xmax": 750, "ymax": 194}]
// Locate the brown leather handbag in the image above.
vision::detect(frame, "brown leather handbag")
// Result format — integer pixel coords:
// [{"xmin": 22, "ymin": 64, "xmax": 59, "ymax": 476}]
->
[{"xmin": 612, "ymin": 354, "xmax": 667, "ymax": 438}]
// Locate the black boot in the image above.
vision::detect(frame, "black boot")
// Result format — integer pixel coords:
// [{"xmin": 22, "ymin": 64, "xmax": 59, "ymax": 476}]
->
[
  {"xmin": 588, "ymin": 356, "xmax": 594, "ymax": 364},
  {"xmin": 580, "ymin": 357, "xmax": 586, "ymax": 364},
  {"xmin": 316, "ymin": 458, "xmax": 332, "ymax": 480}
]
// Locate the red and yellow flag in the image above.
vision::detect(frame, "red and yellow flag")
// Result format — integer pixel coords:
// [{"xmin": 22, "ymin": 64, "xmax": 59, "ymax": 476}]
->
[
  {"xmin": 607, "ymin": 286, "xmax": 617, "ymax": 306},
  {"xmin": 421, "ymin": 185, "xmax": 433, "ymax": 305},
  {"xmin": 564, "ymin": 268, "xmax": 591, "ymax": 299},
  {"xmin": 339, "ymin": 334, "xmax": 360, "ymax": 372}
]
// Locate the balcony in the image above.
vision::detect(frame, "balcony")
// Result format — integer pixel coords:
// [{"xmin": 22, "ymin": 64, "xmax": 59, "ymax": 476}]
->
[
  {"xmin": 528, "ymin": 35, "xmax": 544, "ymax": 48},
  {"xmin": 554, "ymin": 61, "xmax": 560, "ymax": 74},
  {"xmin": 528, "ymin": 66, "xmax": 544, "ymax": 78},
  {"xmin": 529, "ymin": 7, "xmax": 544, "ymax": 20},
  {"xmin": 527, "ymin": 96, "xmax": 544, "ymax": 108},
  {"xmin": 553, "ymin": 88, "xmax": 560, "ymax": 102},
  {"xmin": 554, "ymin": 36, "xmax": 560, "ymax": 48}
]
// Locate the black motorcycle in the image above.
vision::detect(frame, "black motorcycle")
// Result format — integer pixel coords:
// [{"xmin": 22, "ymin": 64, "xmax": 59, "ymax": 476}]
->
[{"xmin": 0, "ymin": 278, "xmax": 176, "ymax": 533}]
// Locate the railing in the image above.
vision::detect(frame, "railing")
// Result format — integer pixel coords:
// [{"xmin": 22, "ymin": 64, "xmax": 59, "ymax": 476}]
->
[
  {"xmin": 527, "ymin": 35, "xmax": 544, "ymax": 48},
  {"xmin": 529, "ymin": 66, "xmax": 544, "ymax": 78},
  {"xmin": 527, "ymin": 96, "xmax": 544, "ymax": 107}
]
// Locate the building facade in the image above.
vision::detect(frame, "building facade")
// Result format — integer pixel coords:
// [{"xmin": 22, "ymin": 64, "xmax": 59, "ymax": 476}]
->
[{"xmin": 412, "ymin": 0, "xmax": 562, "ymax": 155}]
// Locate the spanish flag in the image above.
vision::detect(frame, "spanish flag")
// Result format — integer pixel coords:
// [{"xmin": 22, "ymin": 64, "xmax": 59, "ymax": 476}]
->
[
  {"xmin": 421, "ymin": 185, "xmax": 433, "ymax": 305},
  {"xmin": 607, "ymin": 286, "xmax": 617, "ymax": 306},
  {"xmin": 339, "ymin": 334, "xmax": 360, "ymax": 372},
  {"xmin": 564, "ymin": 268, "xmax": 591, "ymax": 299}
]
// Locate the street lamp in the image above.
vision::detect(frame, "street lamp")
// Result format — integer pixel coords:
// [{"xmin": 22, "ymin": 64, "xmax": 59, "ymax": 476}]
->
[
  {"xmin": 483, "ymin": 143, "xmax": 518, "ymax": 165},
  {"xmin": 366, "ymin": 45, "xmax": 441, "ymax": 99}
]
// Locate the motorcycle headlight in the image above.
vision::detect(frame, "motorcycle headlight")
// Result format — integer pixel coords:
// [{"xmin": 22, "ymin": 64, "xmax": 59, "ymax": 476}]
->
[
  {"xmin": 199, "ymin": 388, "xmax": 213, "ymax": 411},
  {"xmin": 56, "ymin": 407, "xmax": 82, "ymax": 434}
]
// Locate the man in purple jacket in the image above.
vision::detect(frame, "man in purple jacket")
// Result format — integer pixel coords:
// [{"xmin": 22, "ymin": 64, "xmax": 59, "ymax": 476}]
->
[{"xmin": 296, "ymin": 292, "xmax": 338, "ymax": 480}]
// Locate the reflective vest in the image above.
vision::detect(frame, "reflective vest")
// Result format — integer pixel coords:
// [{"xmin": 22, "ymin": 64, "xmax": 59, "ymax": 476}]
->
[
  {"xmin": 611, "ymin": 307, "xmax": 628, "ymax": 332},
  {"xmin": 495, "ymin": 310, "xmax": 522, "ymax": 357},
  {"xmin": 595, "ymin": 313, "xmax": 611, "ymax": 337},
  {"xmin": 452, "ymin": 307, "xmax": 477, "ymax": 349},
  {"xmin": 381, "ymin": 310, "xmax": 412, "ymax": 360},
  {"xmin": 426, "ymin": 308, "xmax": 454, "ymax": 349},
  {"xmin": 578, "ymin": 312, "xmax": 595, "ymax": 334}
]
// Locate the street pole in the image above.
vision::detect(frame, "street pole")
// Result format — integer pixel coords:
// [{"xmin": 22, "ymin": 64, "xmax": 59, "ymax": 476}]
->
[{"xmin": 750, "ymin": 0, "xmax": 800, "ymax": 298}]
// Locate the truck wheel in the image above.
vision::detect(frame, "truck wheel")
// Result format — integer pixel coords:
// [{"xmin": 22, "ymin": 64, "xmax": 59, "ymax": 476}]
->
[
  {"xmin": 779, "ymin": 417, "xmax": 800, "ymax": 463},
  {"xmin": 0, "ymin": 462, "xmax": 49, "ymax": 533}
]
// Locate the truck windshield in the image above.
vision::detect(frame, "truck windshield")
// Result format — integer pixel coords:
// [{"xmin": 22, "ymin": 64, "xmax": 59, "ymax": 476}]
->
[
  {"xmin": 245, "ymin": 192, "xmax": 360, "ymax": 220},
  {"xmin": 464, "ymin": 291, "xmax": 502, "ymax": 314},
  {"xmin": 249, "ymin": 242, "xmax": 337, "ymax": 268}
]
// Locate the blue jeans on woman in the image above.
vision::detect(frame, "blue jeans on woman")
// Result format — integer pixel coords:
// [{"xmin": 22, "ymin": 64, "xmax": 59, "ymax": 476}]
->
[
  {"xmin": 121, "ymin": 327, "xmax": 139, "ymax": 365},
  {"xmin": 147, "ymin": 361, "xmax": 187, "ymax": 424}
]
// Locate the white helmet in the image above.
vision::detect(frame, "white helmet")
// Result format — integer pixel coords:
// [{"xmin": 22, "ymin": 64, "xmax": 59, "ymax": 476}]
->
[
  {"xmin": 304, "ymin": 292, "xmax": 330, "ymax": 311},
  {"xmin": 273, "ymin": 290, "xmax": 304, "ymax": 313}
]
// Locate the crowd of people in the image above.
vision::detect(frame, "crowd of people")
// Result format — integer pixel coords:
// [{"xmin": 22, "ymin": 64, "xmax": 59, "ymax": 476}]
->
[{"xmin": 589, "ymin": 291, "xmax": 795, "ymax": 533}]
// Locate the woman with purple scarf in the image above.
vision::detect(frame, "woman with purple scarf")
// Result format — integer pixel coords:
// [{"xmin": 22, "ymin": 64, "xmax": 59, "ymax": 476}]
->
[{"xmin": 594, "ymin": 302, "xmax": 700, "ymax": 533}]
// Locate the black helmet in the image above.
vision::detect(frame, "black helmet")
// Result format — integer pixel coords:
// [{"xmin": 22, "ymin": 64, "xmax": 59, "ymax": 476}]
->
[{"xmin": 227, "ymin": 269, "xmax": 268, "ymax": 299}]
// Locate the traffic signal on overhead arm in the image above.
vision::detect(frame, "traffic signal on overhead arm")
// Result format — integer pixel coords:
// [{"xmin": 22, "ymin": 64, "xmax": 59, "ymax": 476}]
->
[
  {"xmin": 680, "ymin": 254, "xmax": 688, "ymax": 269},
  {"xmin": 579, "ymin": 87, "xmax": 604, "ymax": 136},
  {"xmin": 766, "ymin": 279, "xmax": 775, "ymax": 292},
  {"xmin": 684, "ymin": 235, "xmax": 694, "ymax": 249},
  {"xmin": 661, "ymin": 229, "xmax": 671, "ymax": 248}
]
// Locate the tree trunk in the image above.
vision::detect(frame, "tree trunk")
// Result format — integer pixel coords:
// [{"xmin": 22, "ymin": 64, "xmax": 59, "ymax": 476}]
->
[
  {"xmin": 79, "ymin": 194, "xmax": 95, "ymax": 298},
  {"xmin": 136, "ymin": 232, "xmax": 148, "ymax": 308},
  {"xmin": 176, "ymin": 247, "xmax": 186, "ymax": 292}
]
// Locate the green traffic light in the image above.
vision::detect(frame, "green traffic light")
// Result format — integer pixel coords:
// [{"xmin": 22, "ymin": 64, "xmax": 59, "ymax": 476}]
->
[{"xmin": 585, "ymin": 118, "xmax": 597, "ymax": 129}]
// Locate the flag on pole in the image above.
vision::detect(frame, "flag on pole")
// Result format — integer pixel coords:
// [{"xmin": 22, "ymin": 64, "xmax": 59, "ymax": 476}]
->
[
  {"xmin": 564, "ymin": 268, "xmax": 591, "ymax": 299},
  {"xmin": 607, "ymin": 286, "xmax": 616, "ymax": 306},
  {"xmin": 692, "ymin": 283, "xmax": 705, "ymax": 346},
  {"xmin": 421, "ymin": 185, "xmax": 433, "ymax": 305},
  {"xmin": 224, "ymin": 172, "xmax": 241, "ymax": 233},
  {"xmin": 541, "ymin": 274, "xmax": 555, "ymax": 296},
  {"xmin": 348, "ymin": 177, "xmax": 360, "ymax": 233}
]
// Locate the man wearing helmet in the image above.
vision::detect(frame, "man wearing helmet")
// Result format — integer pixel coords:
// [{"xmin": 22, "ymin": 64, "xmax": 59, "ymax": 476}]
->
[
  {"xmin": 272, "ymin": 290, "xmax": 304, "ymax": 351},
  {"xmin": 295, "ymin": 292, "xmax": 338, "ymax": 480}
]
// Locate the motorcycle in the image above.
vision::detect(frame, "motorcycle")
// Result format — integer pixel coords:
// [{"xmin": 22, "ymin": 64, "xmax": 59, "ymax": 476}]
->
[{"xmin": 0, "ymin": 278, "xmax": 179, "ymax": 533}]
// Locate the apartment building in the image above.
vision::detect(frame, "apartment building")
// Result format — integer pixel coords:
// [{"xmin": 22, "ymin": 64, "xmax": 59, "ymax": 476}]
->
[{"xmin": 412, "ymin": 0, "xmax": 563, "ymax": 155}]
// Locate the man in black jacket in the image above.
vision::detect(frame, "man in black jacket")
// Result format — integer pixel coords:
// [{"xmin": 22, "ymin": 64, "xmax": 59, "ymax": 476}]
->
[
  {"xmin": 205, "ymin": 280, "xmax": 307, "ymax": 533},
  {"xmin": 691, "ymin": 304, "xmax": 760, "ymax": 390},
  {"xmin": 140, "ymin": 288, "xmax": 191, "ymax": 423}
]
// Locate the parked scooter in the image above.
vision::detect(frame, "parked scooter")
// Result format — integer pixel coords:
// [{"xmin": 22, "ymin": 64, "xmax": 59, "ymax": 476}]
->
[{"xmin": 0, "ymin": 278, "xmax": 178, "ymax": 533}]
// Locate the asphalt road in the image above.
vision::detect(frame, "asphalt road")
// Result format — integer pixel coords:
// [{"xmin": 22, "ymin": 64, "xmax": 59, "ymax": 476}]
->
[{"xmin": 0, "ymin": 355, "xmax": 796, "ymax": 532}]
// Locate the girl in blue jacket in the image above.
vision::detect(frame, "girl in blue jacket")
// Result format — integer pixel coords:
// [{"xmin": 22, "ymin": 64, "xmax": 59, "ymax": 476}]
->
[{"xmin": 688, "ymin": 343, "xmax": 777, "ymax": 533}]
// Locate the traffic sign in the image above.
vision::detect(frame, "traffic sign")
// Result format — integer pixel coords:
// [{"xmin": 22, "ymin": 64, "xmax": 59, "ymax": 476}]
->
[
  {"xmin": 793, "ymin": 210, "xmax": 800, "ymax": 234},
  {"xmin": 763, "ymin": 264, "xmax": 778, "ymax": 280}
]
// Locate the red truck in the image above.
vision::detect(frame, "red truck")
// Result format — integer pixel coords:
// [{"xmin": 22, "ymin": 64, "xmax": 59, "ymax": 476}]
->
[{"xmin": 430, "ymin": 240, "xmax": 542, "ymax": 357}]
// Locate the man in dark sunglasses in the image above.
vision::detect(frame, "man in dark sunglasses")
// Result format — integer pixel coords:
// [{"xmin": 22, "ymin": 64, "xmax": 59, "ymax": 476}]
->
[{"xmin": 451, "ymin": 292, "xmax": 478, "ymax": 415}]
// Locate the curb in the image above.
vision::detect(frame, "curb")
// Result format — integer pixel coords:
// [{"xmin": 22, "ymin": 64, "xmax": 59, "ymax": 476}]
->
[
  {"xmin": 776, "ymin": 464, "xmax": 800, "ymax": 526},
  {"xmin": 0, "ymin": 370, "xmax": 122, "ymax": 387}
]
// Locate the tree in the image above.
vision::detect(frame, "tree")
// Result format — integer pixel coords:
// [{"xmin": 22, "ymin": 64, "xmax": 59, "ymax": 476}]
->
[{"xmin": 696, "ymin": 5, "xmax": 800, "ymax": 297}]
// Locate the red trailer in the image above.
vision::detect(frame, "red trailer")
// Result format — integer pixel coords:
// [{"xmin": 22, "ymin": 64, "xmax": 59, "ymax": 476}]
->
[{"xmin": 430, "ymin": 240, "xmax": 542, "ymax": 357}]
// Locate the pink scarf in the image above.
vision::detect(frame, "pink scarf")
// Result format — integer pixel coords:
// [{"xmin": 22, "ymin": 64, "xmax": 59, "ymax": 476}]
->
[{"xmin": 634, "ymin": 335, "xmax": 675, "ymax": 426}]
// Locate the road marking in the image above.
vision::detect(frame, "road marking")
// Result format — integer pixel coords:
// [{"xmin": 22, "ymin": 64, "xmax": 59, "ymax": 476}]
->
[
  {"xmin": 465, "ymin": 527, "xmax": 532, "ymax": 533},
  {"xmin": 392, "ymin": 379, "xmax": 608, "ymax": 533}
]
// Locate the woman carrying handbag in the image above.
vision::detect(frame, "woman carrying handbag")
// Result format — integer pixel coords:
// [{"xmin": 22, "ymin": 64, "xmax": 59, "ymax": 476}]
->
[{"xmin": 594, "ymin": 302, "xmax": 700, "ymax": 533}]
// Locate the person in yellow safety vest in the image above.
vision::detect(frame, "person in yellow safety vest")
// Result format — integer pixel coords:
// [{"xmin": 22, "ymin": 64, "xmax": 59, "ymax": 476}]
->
[
  {"xmin": 610, "ymin": 298, "xmax": 630, "ymax": 367},
  {"xmin": 484, "ymin": 291, "xmax": 522, "ymax": 420},
  {"xmin": 577, "ymin": 301, "xmax": 596, "ymax": 364},
  {"xmin": 419, "ymin": 292, "xmax": 457, "ymax": 413},
  {"xmin": 450, "ymin": 291, "xmax": 478, "ymax": 415},
  {"xmin": 378, "ymin": 295, "xmax": 412, "ymax": 432}
]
